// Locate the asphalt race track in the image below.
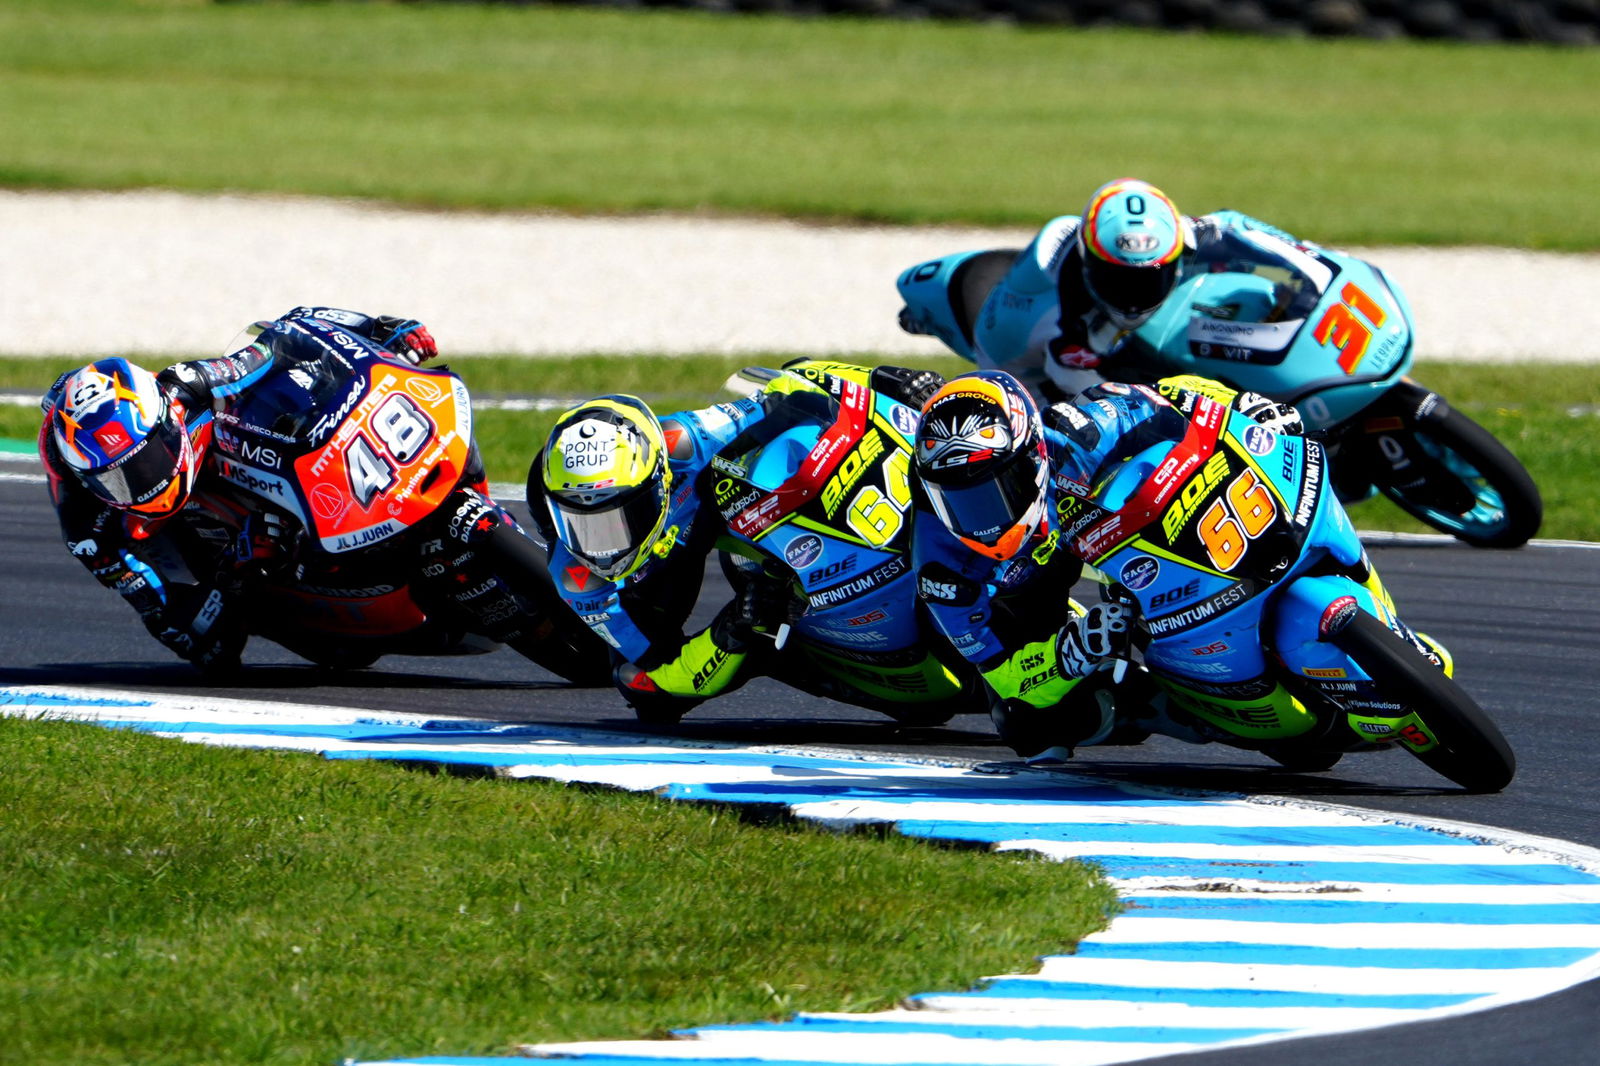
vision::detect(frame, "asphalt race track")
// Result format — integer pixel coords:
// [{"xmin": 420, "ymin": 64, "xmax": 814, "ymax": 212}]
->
[{"xmin": 4, "ymin": 475, "xmax": 1598, "ymax": 1065}]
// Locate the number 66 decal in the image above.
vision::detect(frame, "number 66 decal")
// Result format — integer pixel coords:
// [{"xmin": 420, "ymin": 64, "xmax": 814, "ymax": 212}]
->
[
  {"xmin": 1198, "ymin": 468, "xmax": 1278, "ymax": 571},
  {"xmin": 346, "ymin": 393, "xmax": 435, "ymax": 507}
]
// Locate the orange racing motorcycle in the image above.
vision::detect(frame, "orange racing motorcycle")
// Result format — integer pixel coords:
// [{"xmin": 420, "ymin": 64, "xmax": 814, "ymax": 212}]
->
[{"xmin": 147, "ymin": 317, "xmax": 611, "ymax": 680}]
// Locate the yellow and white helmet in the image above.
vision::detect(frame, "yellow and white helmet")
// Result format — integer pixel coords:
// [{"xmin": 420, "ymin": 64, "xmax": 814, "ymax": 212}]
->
[{"xmin": 540, "ymin": 395, "xmax": 672, "ymax": 580}]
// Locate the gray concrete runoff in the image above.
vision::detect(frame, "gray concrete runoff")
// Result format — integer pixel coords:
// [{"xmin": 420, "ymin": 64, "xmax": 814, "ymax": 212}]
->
[{"xmin": 4, "ymin": 188, "xmax": 1598, "ymax": 362}]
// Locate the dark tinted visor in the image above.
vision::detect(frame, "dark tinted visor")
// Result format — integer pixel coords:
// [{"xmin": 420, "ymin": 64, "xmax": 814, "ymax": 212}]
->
[
  {"xmin": 924, "ymin": 448, "xmax": 1042, "ymax": 546},
  {"xmin": 81, "ymin": 413, "xmax": 186, "ymax": 508},
  {"xmin": 550, "ymin": 477, "xmax": 668, "ymax": 578},
  {"xmin": 1083, "ymin": 256, "xmax": 1179, "ymax": 318}
]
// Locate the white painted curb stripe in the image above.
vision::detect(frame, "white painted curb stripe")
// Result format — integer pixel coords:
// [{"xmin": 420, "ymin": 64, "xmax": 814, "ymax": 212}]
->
[{"xmin": 4, "ymin": 684, "xmax": 1599, "ymax": 1066}]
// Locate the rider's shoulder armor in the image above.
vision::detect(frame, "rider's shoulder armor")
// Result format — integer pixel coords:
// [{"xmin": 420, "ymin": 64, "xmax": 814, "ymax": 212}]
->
[
  {"xmin": 1043, "ymin": 401, "xmax": 1103, "ymax": 450},
  {"xmin": 1019, "ymin": 215, "xmax": 1082, "ymax": 290}
]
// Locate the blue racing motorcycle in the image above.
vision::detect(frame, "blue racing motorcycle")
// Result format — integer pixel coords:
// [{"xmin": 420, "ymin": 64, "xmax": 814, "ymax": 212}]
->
[
  {"xmin": 715, "ymin": 362, "xmax": 985, "ymax": 725},
  {"xmin": 896, "ymin": 226, "xmax": 1542, "ymax": 549},
  {"xmin": 1057, "ymin": 384, "xmax": 1515, "ymax": 792}
]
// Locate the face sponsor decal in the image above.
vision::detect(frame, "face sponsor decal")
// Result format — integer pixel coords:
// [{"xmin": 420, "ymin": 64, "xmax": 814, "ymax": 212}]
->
[
  {"xmin": 1243, "ymin": 424, "xmax": 1278, "ymax": 456},
  {"xmin": 1120, "ymin": 555, "xmax": 1161, "ymax": 591},
  {"xmin": 782, "ymin": 533, "xmax": 826, "ymax": 570},
  {"xmin": 890, "ymin": 402, "xmax": 918, "ymax": 436}
]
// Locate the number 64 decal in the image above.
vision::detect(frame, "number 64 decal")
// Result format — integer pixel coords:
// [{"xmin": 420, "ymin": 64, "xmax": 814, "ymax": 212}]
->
[{"xmin": 345, "ymin": 393, "xmax": 435, "ymax": 507}]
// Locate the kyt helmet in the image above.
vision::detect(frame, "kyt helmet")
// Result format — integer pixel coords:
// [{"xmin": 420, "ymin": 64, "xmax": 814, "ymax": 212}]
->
[
  {"xmin": 540, "ymin": 395, "xmax": 672, "ymax": 581},
  {"xmin": 49, "ymin": 358, "xmax": 199, "ymax": 518},
  {"xmin": 1077, "ymin": 178, "xmax": 1189, "ymax": 331},
  {"xmin": 914, "ymin": 371, "xmax": 1049, "ymax": 562}
]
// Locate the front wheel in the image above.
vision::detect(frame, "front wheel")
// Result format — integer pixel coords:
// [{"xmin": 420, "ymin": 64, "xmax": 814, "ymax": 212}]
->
[
  {"xmin": 1372, "ymin": 391, "xmax": 1542, "ymax": 549},
  {"xmin": 1329, "ymin": 611, "xmax": 1515, "ymax": 792}
]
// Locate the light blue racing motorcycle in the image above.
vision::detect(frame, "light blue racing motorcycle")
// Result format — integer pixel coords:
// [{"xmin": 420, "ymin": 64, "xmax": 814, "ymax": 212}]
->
[
  {"xmin": 714, "ymin": 361, "xmax": 985, "ymax": 725},
  {"xmin": 1056, "ymin": 385, "xmax": 1515, "ymax": 792},
  {"xmin": 896, "ymin": 227, "xmax": 1541, "ymax": 549}
]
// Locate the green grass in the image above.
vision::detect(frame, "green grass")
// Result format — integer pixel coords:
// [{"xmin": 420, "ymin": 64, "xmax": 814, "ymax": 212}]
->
[
  {"xmin": 3, "ymin": 1, "xmax": 1599, "ymax": 247},
  {"xmin": 6, "ymin": 353, "xmax": 1597, "ymax": 540},
  {"xmin": 0, "ymin": 715, "xmax": 1116, "ymax": 1065}
]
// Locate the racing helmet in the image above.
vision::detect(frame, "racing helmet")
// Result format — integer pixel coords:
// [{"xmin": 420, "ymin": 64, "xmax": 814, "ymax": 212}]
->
[
  {"xmin": 49, "ymin": 357, "xmax": 199, "ymax": 518},
  {"xmin": 540, "ymin": 395, "xmax": 673, "ymax": 581},
  {"xmin": 1076, "ymin": 178, "xmax": 1189, "ymax": 331},
  {"xmin": 913, "ymin": 371, "xmax": 1049, "ymax": 562}
]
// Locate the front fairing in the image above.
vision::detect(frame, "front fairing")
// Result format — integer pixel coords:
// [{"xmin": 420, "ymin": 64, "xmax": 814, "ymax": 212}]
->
[
  {"xmin": 715, "ymin": 370, "xmax": 926, "ymax": 654},
  {"xmin": 213, "ymin": 322, "xmax": 474, "ymax": 554},
  {"xmin": 1084, "ymin": 407, "xmax": 1319, "ymax": 686},
  {"xmin": 1125, "ymin": 240, "xmax": 1414, "ymax": 430}
]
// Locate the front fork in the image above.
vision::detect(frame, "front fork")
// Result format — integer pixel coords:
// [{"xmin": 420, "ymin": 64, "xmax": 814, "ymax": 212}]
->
[
  {"xmin": 1273, "ymin": 569, "xmax": 1447, "ymax": 752},
  {"xmin": 1331, "ymin": 381, "xmax": 1472, "ymax": 512}
]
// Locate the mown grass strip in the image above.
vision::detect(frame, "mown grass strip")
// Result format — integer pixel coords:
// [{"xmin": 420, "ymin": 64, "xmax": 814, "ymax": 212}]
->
[
  {"xmin": 4, "ymin": 353, "xmax": 1597, "ymax": 541},
  {"xmin": 0, "ymin": 714, "xmax": 1116, "ymax": 1065},
  {"xmin": 2, "ymin": 1, "xmax": 1597, "ymax": 247}
]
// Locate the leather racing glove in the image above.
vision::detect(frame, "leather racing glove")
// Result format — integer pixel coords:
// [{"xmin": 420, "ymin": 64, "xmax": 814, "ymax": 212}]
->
[
  {"xmin": 1056, "ymin": 601, "xmax": 1133, "ymax": 678},
  {"xmin": 372, "ymin": 316, "xmax": 438, "ymax": 365},
  {"xmin": 1233, "ymin": 390, "xmax": 1305, "ymax": 435}
]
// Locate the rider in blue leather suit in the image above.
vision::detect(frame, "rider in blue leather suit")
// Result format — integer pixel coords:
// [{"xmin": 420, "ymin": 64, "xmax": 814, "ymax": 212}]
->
[
  {"xmin": 530, "ymin": 363, "xmax": 945, "ymax": 723},
  {"xmin": 911, "ymin": 369, "xmax": 1301, "ymax": 759}
]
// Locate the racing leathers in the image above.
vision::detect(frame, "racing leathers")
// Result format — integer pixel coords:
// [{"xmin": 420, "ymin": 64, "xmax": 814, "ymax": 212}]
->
[
  {"xmin": 913, "ymin": 375, "xmax": 1293, "ymax": 758},
  {"xmin": 534, "ymin": 363, "xmax": 948, "ymax": 723},
  {"xmin": 534, "ymin": 391, "xmax": 771, "ymax": 720},
  {"xmin": 38, "ymin": 306, "xmax": 448, "ymax": 670},
  {"xmin": 969, "ymin": 210, "xmax": 1323, "ymax": 402}
]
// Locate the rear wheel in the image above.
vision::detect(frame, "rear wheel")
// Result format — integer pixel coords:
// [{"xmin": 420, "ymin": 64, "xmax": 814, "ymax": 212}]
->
[
  {"xmin": 1329, "ymin": 611, "xmax": 1515, "ymax": 792},
  {"xmin": 1373, "ymin": 391, "xmax": 1542, "ymax": 548},
  {"xmin": 483, "ymin": 525, "xmax": 615, "ymax": 686}
]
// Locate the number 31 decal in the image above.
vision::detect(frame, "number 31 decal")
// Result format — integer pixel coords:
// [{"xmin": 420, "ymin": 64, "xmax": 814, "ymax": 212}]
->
[{"xmin": 1313, "ymin": 282, "xmax": 1388, "ymax": 374}]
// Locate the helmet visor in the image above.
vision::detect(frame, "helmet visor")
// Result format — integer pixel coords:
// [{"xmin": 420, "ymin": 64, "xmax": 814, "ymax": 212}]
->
[
  {"xmin": 80, "ymin": 412, "xmax": 188, "ymax": 512},
  {"xmin": 1083, "ymin": 256, "xmax": 1179, "ymax": 325},
  {"xmin": 549, "ymin": 477, "xmax": 668, "ymax": 579},
  {"xmin": 923, "ymin": 447, "xmax": 1044, "ymax": 549}
]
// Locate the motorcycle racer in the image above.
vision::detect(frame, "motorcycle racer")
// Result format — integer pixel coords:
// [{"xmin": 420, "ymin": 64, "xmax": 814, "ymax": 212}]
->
[
  {"xmin": 38, "ymin": 307, "xmax": 560, "ymax": 673},
  {"xmin": 902, "ymin": 177, "xmax": 1324, "ymax": 403},
  {"xmin": 531, "ymin": 362, "xmax": 947, "ymax": 723},
  {"xmin": 911, "ymin": 368, "xmax": 1303, "ymax": 760}
]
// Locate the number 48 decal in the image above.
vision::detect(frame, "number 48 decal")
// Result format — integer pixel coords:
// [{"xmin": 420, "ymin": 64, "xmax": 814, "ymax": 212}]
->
[{"xmin": 345, "ymin": 393, "xmax": 435, "ymax": 507}]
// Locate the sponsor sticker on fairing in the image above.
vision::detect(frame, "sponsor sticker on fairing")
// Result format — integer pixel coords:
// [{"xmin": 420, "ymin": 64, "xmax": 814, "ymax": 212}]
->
[
  {"xmin": 1243, "ymin": 424, "xmax": 1278, "ymax": 455},
  {"xmin": 783, "ymin": 534, "xmax": 825, "ymax": 570},
  {"xmin": 1120, "ymin": 555, "xmax": 1161, "ymax": 591}
]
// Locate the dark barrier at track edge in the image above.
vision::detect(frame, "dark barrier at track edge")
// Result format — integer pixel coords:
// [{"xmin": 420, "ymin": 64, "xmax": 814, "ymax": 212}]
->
[{"xmin": 395, "ymin": 0, "xmax": 1597, "ymax": 45}]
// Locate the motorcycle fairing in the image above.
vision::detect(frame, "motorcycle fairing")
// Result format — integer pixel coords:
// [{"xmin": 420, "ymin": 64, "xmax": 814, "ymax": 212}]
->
[
  {"xmin": 1127, "ymin": 241, "xmax": 1416, "ymax": 430},
  {"xmin": 718, "ymin": 367, "xmax": 932, "ymax": 656},
  {"xmin": 291, "ymin": 364, "xmax": 473, "ymax": 553}
]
